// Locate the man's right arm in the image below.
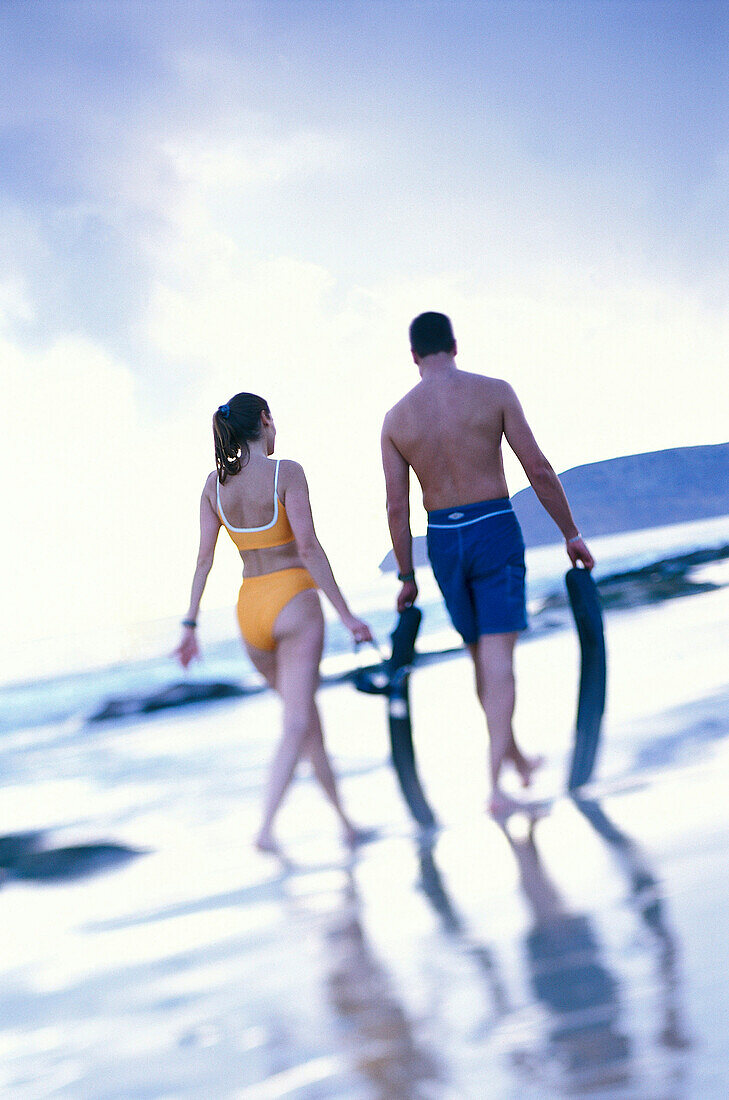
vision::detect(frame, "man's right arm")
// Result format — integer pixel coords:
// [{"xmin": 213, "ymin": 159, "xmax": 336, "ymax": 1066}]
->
[
  {"xmin": 381, "ymin": 415, "xmax": 419, "ymax": 610},
  {"xmin": 502, "ymin": 384, "xmax": 594, "ymax": 569}
]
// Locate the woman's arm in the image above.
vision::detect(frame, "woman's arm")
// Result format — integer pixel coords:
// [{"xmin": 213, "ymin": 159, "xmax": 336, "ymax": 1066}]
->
[
  {"xmin": 174, "ymin": 475, "xmax": 222, "ymax": 668},
  {"xmin": 281, "ymin": 461, "xmax": 372, "ymax": 641}
]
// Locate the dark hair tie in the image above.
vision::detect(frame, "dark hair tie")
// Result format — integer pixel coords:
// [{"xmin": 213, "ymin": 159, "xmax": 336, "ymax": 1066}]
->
[{"xmin": 218, "ymin": 404, "xmax": 230, "ymax": 419}]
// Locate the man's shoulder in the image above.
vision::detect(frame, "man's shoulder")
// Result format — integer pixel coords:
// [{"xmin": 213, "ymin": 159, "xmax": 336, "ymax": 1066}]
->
[
  {"xmin": 383, "ymin": 384, "xmax": 421, "ymax": 427},
  {"xmin": 458, "ymin": 369, "xmax": 511, "ymax": 391},
  {"xmin": 460, "ymin": 371, "xmax": 519, "ymax": 406}
]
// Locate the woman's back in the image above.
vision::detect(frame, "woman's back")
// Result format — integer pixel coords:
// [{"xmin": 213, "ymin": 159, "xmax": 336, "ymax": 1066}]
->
[{"xmin": 217, "ymin": 457, "xmax": 300, "ymax": 573}]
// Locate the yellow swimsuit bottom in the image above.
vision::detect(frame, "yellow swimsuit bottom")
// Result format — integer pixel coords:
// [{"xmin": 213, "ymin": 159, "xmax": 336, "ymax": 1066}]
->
[{"xmin": 237, "ymin": 567, "xmax": 317, "ymax": 652}]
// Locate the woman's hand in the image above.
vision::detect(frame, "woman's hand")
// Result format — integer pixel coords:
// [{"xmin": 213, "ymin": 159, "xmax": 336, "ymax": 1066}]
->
[
  {"xmin": 173, "ymin": 626, "xmax": 200, "ymax": 669},
  {"xmin": 342, "ymin": 613, "xmax": 373, "ymax": 645}
]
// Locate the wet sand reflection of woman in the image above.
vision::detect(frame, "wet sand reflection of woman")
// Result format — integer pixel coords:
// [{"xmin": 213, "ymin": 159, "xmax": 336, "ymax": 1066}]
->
[{"xmin": 324, "ymin": 873, "xmax": 442, "ymax": 1098}]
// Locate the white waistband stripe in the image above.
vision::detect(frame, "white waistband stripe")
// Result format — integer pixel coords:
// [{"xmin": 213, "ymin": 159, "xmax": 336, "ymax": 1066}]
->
[{"xmin": 427, "ymin": 508, "xmax": 514, "ymax": 530}]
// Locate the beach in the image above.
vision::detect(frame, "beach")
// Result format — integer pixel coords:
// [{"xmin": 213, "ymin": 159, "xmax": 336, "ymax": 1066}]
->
[
  {"xmin": 4, "ymin": 2, "xmax": 729, "ymax": 1094},
  {"xmin": 1, "ymin": 561, "xmax": 729, "ymax": 1098}
]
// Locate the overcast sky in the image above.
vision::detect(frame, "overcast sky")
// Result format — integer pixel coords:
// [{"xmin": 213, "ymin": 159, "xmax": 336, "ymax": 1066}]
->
[{"xmin": 2, "ymin": 0, "xmax": 728, "ymax": 679}]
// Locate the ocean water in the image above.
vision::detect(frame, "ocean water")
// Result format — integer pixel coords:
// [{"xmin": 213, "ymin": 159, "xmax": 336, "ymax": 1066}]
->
[{"xmin": 2, "ymin": 516, "xmax": 728, "ymax": 739}]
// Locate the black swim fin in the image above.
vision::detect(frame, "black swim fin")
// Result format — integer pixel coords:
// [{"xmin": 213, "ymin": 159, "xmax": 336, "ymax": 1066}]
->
[{"xmin": 565, "ymin": 568, "xmax": 607, "ymax": 790}]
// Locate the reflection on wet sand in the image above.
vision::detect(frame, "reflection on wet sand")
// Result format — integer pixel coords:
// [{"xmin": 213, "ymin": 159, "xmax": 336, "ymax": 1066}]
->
[
  {"xmin": 323, "ymin": 872, "xmax": 442, "ymax": 1099},
  {"xmin": 504, "ymin": 815, "xmax": 633, "ymax": 1092},
  {"xmin": 417, "ymin": 842, "xmax": 512, "ymax": 1027},
  {"xmin": 573, "ymin": 799, "xmax": 692, "ymax": 1058},
  {"xmin": 502, "ymin": 801, "xmax": 691, "ymax": 1096},
  {"xmin": 411, "ymin": 800, "xmax": 691, "ymax": 1098}
]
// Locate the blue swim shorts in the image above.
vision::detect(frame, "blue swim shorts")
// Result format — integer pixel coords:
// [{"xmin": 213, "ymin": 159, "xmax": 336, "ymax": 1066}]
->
[{"xmin": 426, "ymin": 498, "xmax": 527, "ymax": 643}]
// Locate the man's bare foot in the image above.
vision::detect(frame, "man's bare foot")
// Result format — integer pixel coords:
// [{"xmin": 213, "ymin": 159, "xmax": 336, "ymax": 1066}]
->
[
  {"xmin": 344, "ymin": 825, "xmax": 379, "ymax": 849},
  {"xmin": 488, "ymin": 790, "xmax": 526, "ymax": 820},
  {"xmin": 512, "ymin": 752, "xmax": 545, "ymax": 788}
]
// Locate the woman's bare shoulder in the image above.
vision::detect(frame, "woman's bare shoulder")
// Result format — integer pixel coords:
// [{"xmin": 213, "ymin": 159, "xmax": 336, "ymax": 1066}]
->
[
  {"xmin": 200, "ymin": 470, "xmax": 219, "ymax": 509},
  {"xmin": 277, "ymin": 458, "xmax": 307, "ymax": 489}
]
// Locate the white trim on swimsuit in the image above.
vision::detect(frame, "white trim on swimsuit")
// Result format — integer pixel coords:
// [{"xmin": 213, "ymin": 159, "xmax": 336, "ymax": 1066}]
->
[
  {"xmin": 427, "ymin": 507, "xmax": 514, "ymax": 530},
  {"xmin": 217, "ymin": 459, "xmax": 281, "ymax": 532}
]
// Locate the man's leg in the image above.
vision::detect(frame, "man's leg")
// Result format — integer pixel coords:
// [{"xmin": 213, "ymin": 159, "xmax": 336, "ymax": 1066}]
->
[
  {"xmin": 469, "ymin": 636, "xmax": 543, "ymax": 793},
  {"xmin": 468, "ymin": 632, "xmax": 525, "ymax": 814}
]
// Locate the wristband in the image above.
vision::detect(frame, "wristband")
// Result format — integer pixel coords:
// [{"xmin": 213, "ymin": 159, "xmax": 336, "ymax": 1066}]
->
[
  {"xmin": 181, "ymin": 619, "xmax": 197, "ymax": 629},
  {"xmin": 566, "ymin": 533, "xmax": 583, "ymax": 545},
  {"xmin": 397, "ymin": 571, "xmax": 416, "ymax": 583}
]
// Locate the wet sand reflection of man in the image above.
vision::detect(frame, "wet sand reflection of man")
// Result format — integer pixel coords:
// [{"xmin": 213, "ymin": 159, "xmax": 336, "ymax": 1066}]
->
[
  {"xmin": 501, "ymin": 805, "xmax": 691, "ymax": 1092},
  {"xmin": 413, "ymin": 802, "xmax": 690, "ymax": 1094}
]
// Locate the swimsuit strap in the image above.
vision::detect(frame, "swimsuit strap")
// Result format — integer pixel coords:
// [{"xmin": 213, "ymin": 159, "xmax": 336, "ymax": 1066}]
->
[{"xmin": 217, "ymin": 462, "xmax": 280, "ymax": 533}]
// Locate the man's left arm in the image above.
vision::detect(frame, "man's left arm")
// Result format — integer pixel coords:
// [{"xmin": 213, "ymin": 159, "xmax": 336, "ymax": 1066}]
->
[
  {"xmin": 381, "ymin": 418, "xmax": 418, "ymax": 610},
  {"xmin": 502, "ymin": 384, "xmax": 595, "ymax": 570}
]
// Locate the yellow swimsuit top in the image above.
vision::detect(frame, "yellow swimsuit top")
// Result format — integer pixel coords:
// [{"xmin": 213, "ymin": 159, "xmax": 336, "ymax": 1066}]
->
[{"xmin": 217, "ymin": 459, "xmax": 296, "ymax": 551}]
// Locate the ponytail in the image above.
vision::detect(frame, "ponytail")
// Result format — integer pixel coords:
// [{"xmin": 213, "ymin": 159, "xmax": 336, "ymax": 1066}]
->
[{"xmin": 213, "ymin": 392, "xmax": 270, "ymax": 483}]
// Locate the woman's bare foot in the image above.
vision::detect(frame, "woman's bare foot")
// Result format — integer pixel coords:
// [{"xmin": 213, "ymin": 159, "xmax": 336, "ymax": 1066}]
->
[
  {"xmin": 254, "ymin": 833, "xmax": 283, "ymax": 856},
  {"xmin": 511, "ymin": 751, "xmax": 545, "ymax": 788}
]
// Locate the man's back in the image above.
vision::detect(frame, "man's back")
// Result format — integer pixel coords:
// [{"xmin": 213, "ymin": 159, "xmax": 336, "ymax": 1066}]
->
[{"xmin": 384, "ymin": 365, "xmax": 512, "ymax": 511}]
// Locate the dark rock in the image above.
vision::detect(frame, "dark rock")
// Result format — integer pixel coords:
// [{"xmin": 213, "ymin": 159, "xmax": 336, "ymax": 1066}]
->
[
  {"xmin": 89, "ymin": 680, "xmax": 247, "ymax": 722},
  {"xmin": 0, "ymin": 832, "xmax": 47, "ymax": 866},
  {"xmin": 4, "ymin": 842, "xmax": 145, "ymax": 882}
]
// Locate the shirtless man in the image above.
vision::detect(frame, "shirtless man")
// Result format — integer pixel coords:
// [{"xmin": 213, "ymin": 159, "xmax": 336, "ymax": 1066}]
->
[{"xmin": 381, "ymin": 312, "xmax": 595, "ymax": 817}]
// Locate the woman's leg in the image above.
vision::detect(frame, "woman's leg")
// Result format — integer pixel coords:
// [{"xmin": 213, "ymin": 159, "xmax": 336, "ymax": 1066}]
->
[
  {"xmin": 253, "ymin": 589, "xmax": 324, "ymax": 849},
  {"xmin": 245, "ymin": 638, "xmax": 353, "ymax": 826},
  {"xmin": 300, "ymin": 702, "xmax": 370, "ymax": 845}
]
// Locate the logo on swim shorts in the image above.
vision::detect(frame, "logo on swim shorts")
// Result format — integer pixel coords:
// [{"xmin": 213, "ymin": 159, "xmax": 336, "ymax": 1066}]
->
[{"xmin": 448, "ymin": 512, "xmax": 464, "ymax": 520}]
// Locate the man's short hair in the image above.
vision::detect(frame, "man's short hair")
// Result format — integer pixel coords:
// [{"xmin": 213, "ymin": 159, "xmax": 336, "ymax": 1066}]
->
[{"xmin": 409, "ymin": 312, "xmax": 455, "ymax": 358}]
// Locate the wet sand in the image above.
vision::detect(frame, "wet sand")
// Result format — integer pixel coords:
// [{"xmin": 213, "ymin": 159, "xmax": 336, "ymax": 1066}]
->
[{"xmin": 1, "ymin": 583, "xmax": 729, "ymax": 1098}]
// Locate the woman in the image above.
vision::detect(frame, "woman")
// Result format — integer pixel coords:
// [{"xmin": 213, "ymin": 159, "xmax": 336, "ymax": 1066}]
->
[{"xmin": 175, "ymin": 392, "xmax": 373, "ymax": 854}]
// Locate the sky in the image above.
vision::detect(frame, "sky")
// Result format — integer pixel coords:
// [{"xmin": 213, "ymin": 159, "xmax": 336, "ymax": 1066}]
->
[{"xmin": 2, "ymin": 0, "xmax": 729, "ymax": 681}]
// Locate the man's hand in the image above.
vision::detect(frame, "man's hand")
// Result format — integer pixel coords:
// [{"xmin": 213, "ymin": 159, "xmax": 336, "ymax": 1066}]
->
[
  {"xmin": 566, "ymin": 537, "xmax": 595, "ymax": 571},
  {"xmin": 397, "ymin": 578, "xmax": 418, "ymax": 612}
]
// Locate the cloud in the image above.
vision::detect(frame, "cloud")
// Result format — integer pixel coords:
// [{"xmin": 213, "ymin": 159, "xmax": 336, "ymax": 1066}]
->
[
  {"xmin": 1, "ymin": 324, "xmax": 233, "ymax": 667},
  {"xmin": 162, "ymin": 129, "xmax": 360, "ymax": 191}
]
